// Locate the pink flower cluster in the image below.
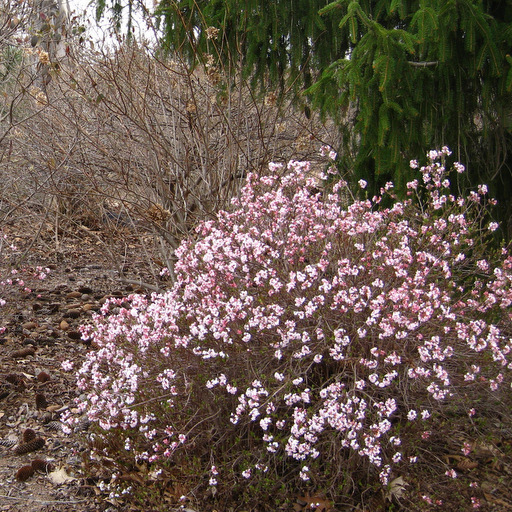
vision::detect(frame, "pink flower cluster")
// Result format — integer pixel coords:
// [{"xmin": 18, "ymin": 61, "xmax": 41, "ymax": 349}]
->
[{"xmin": 70, "ymin": 149, "xmax": 512, "ymax": 497}]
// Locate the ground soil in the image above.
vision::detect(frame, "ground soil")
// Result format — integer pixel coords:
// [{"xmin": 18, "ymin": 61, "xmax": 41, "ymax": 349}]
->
[{"xmin": 0, "ymin": 221, "xmax": 161, "ymax": 512}]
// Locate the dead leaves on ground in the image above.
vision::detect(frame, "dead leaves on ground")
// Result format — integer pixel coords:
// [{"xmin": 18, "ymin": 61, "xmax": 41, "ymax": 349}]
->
[{"xmin": 294, "ymin": 493, "xmax": 333, "ymax": 512}]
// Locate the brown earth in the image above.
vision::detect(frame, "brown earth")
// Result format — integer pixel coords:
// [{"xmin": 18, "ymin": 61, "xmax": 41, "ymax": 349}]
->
[{"xmin": 0, "ymin": 221, "xmax": 162, "ymax": 512}]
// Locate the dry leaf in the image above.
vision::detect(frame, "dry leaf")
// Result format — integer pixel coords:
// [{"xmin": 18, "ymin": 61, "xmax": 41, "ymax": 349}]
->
[
  {"xmin": 385, "ymin": 476, "xmax": 408, "ymax": 501},
  {"xmin": 295, "ymin": 494, "xmax": 333, "ymax": 511},
  {"xmin": 444, "ymin": 454, "xmax": 478, "ymax": 470},
  {"xmin": 48, "ymin": 467, "xmax": 76, "ymax": 484},
  {"xmin": 118, "ymin": 472, "xmax": 145, "ymax": 485},
  {"xmin": 456, "ymin": 458, "xmax": 478, "ymax": 470}
]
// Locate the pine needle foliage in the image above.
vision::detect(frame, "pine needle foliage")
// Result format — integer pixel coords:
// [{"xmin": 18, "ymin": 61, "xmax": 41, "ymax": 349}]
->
[
  {"xmin": 310, "ymin": 1, "xmax": 511, "ymax": 204},
  {"xmin": 153, "ymin": 0, "xmax": 347, "ymax": 95}
]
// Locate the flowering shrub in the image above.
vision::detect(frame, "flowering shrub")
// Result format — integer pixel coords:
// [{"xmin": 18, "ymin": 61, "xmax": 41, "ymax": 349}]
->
[{"xmin": 68, "ymin": 148, "xmax": 512, "ymax": 508}]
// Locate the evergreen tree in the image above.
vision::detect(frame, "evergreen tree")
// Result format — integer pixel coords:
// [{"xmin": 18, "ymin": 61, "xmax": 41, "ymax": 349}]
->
[{"xmin": 311, "ymin": 1, "xmax": 512, "ymax": 211}]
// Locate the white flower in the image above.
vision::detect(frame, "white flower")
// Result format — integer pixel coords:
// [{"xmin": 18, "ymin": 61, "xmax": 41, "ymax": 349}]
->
[{"xmin": 61, "ymin": 360, "xmax": 74, "ymax": 371}]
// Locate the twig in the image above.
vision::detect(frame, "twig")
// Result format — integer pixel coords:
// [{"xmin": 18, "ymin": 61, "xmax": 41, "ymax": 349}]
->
[
  {"xmin": 118, "ymin": 276, "xmax": 163, "ymax": 293},
  {"xmin": 0, "ymin": 494, "xmax": 87, "ymax": 504},
  {"xmin": 408, "ymin": 60, "xmax": 438, "ymax": 67}
]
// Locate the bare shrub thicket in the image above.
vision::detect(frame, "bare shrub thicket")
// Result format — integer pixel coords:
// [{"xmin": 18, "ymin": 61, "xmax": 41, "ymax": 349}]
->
[
  {"xmin": 7, "ymin": 41, "xmax": 339, "ymax": 283},
  {"xmin": 0, "ymin": 0, "xmax": 76, "ymax": 235}
]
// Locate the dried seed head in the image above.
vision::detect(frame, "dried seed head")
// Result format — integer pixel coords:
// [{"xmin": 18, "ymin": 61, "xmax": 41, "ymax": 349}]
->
[
  {"xmin": 35, "ymin": 393, "xmax": 48, "ymax": 410},
  {"xmin": 15, "ymin": 465, "xmax": 35, "ymax": 481},
  {"xmin": 14, "ymin": 437, "xmax": 45, "ymax": 455},
  {"xmin": 22, "ymin": 428, "xmax": 37, "ymax": 443},
  {"xmin": 37, "ymin": 371, "xmax": 51, "ymax": 383},
  {"xmin": 4, "ymin": 373, "xmax": 25, "ymax": 388},
  {"xmin": 31, "ymin": 458, "xmax": 53, "ymax": 472},
  {"xmin": 11, "ymin": 347, "xmax": 35, "ymax": 358}
]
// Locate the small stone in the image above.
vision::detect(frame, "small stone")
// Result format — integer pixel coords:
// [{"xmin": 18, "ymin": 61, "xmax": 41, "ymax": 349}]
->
[
  {"xmin": 22, "ymin": 322, "xmax": 37, "ymax": 330},
  {"xmin": 65, "ymin": 309, "xmax": 81, "ymax": 319},
  {"xmin": 66, "ymin": 291, "xmax": 82, "ymax": 299},
  {"xmin": 59, "ymin": 320, "xmax": 69, "ymax": 331}
]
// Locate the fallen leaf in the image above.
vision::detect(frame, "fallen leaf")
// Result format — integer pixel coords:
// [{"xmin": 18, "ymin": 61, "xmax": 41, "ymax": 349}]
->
[
  {"xmin": 295, "ymin": 494, "xmax": 333, "ymax": 511},
  {"xmin": 48, "ymin": 467, "xmax": 76, "ymax": 484},
  {"xmin": 385, "ymin": 476, "xmax": 408, "ymax": 501},
  {"xmin": 456, "ymin": 458, "xmax": 478, "ymax": 470}
]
